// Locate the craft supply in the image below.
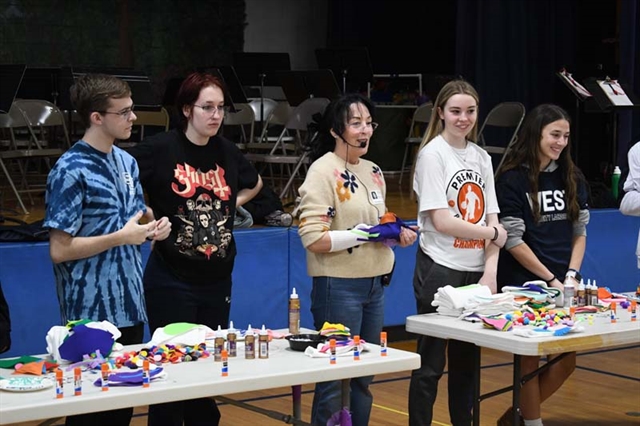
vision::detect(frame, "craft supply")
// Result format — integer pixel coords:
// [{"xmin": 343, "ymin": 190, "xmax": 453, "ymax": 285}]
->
[
  {"xmin": 288, "ymin": 287, "xmax": 300, "ymax": 335},
  {"xmin": 564, "ymin": 279, "xmax": 576, "ymax": 308},
  {"xmin": 101, "ymin": 363, "xmax": 109, "ymax": 391},
  {"xmin": 610, "ymin": 302, "xmax": 617, "ymax": 323},
  {"xmin": 329, "ymin": 338, "xmax": 337, "ymax": 365},
  {"xmin": 258, "ymin": 325, "xmax": 269, "ymax": 359},
  {"xmin": 577, "ymin": 280, "xmax": 586, "ymax": 307},
  {"xmin": 227, "ymin": 321, "xmax": 237, "ymax": 357},
  {"xmin": 221, "ymin": 350, "xmax": 228, "ymax": 377},
  {"xmin": 245, "ymin": 324, "xmax": 255, "ymax": 359},
  {"xmin": 569, "ymin": 306, "xmax": 576, "ymax": 321},
  {"xmin": 353, "ymin": 336, "xmax": 360, "ymax": 361},
  {"xmin": 73, "ymin": 367, "xmax": 82, "ymax": 396},
  {"xmin": 214, "ymin": 325, "xmax": 225, "ymax": 362},
  {"xmin": 631, "ymin": 301, "xmax": 637, "ymax": 322},
  {"xmin": 142, "ymin": 359, "xmax": 150, "ymax": 388},
  {"xmin": 589, "ymin": 279, "xmax": 598, "ymax": 306},
  {"xmin": 55, "ymin": 368, "xmax": 63, "ymax": 399},
  {"xmin": 380, "ymin": 331, "xmax": 387, "ymax": 357}
]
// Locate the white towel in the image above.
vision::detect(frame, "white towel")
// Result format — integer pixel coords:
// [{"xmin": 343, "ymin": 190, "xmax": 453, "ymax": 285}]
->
[{"xmin": 432, "ymin": 284, "xmax": 492, "ymax": 309}]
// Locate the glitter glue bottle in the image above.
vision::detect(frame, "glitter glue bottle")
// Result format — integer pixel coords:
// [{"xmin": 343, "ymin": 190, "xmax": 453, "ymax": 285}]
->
[
  {"xmin": 227, "ymin": 321, "xmax": 237, "ymax": 357},
  {"xmin": 329, "ymin": 338, "xmax": 337, "ymax": 365},
  {"xmin": 221, "ymin": 349, "xmax": 228, "ymax": 377},
  {"xmin": 245, "ymin": 324, "xmax": 255, "ymax": 359},
  {"xmin": 142, "ymin": 359, "xmax": 150, "ymax": 388},
  {"xmin": 56, "ymin": 368, "xmax": 64, "ymax": 399},
  {"xmin": 101, "ymin": 363, "xmax": 109, "ymax": 391},
  {"xmin": 380, "ymin": 331, "xmax": 388, "ymax": 357},
  {"xmin": 214, "ymin": 325, "xmax": 225, "ymax": 362},
  {"xmin": 258, "ymin": 324, "xmax": 269, "ymax": 359},
  {"xmin": 610, "ymin": 302, "xmax": 617, "ymax": 323},
  {"xmin": 288, "ymin": 287, "xmax": 300, "ymax": 335},
  {"xmin": 74, "ymin": 367, "xmax": 82, "ymax": 396},
  {"xmin": 353, "ymin": 336, "xmax": 361, "ymax": 361}
]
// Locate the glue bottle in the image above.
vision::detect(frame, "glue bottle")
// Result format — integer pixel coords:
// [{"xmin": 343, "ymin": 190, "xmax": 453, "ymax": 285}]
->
[
  {"xmin": 258, "ymin": 324, "xmax": 269, "ymax": 359},
  {"xmin": 214, "ymin": 325, "xmax": 225, "ymax": 362},
  {"xmin": 577, "ymin": 280, "xmax": 586, "ymax": 307},
  {"xmin": 589, "ymin": 279, "xmax": 598, "ymax": 306},
  {"xmin": 245, "ymin": 324, "xmax": 256, "ymax": 359},
  {"xmin": 288, "ymin": 287, "xmax": 300, "ymax": 335},
  {"xmin": 563, "ymin": 279, "xmax": 575, "ymax": 308},
  {"xmin": 227, "ymin": 321, "xmax": 237, "ymax": 357}
]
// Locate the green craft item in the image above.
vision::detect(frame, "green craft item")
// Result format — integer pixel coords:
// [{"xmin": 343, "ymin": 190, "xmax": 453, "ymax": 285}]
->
[{"xmin": 0, "ymin": 355, "xmax": 43, "ymax": 369}]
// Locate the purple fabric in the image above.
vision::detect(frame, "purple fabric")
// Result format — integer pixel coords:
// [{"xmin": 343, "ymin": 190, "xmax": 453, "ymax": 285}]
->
[
  {"xmin": 58, "ymin": 324, "xmax": 115, "ymax": 362},
  {"xmin": 327, "ymin": 408, "xmax": 352, "ymax": 426},
  {"xmin": 92, "ymin": 367, "xmax": 164, "ymax": 387}
]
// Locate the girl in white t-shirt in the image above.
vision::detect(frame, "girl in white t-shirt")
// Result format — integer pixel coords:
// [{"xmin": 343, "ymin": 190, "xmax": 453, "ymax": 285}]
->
[{"xmin": 408, "ymin": 80, "xmax": 507, "ymax": 426}]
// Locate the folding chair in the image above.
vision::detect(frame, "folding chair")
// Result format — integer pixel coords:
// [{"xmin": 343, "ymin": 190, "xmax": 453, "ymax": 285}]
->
[
  {"xmin": 119, "ymin": 107, "xmax": 170, "ymax": 149},
  {"xmin": 399, "ymin": 102, "xmax": 433, "ymax": 187},
  {"xmin": 246, "ymin": 99, "xmax": 294, "ymax": 151},
  {"xmin": 222, "ymin": 103, "xmax": 255, "ymax": 150},
  {"xmin": 477, "ymin": 102, "xmax": 526, "ymax": 173},
  {"xmin": 245, "ymin": 97, "xmax": 329, "ymax": 199},
  {"xmin": 0, "ymin": 100, "xmax": 69, "ymax": 214}
]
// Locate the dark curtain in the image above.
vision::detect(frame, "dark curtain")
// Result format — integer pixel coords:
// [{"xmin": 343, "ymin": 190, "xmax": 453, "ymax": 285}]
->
[
  {"xmin": 618, "ymin": 0, "xmax": 640, "ymax": 166},
  {"xmin": 455, "ymin": 0, "xmax": 577, "ymax": 115}
]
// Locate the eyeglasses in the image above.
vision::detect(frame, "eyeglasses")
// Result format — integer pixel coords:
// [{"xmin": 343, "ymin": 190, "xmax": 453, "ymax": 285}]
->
[
  {"xmin": 98, "ymin": 105, "xmax": 135, "ymax": 119},
  {"xmin": 348, "ymin": 121, "xmax": 379, "ymax": 131},
  {"xmin": 193, "ymin": 104, "xmax": 230, "ymax": 115}
]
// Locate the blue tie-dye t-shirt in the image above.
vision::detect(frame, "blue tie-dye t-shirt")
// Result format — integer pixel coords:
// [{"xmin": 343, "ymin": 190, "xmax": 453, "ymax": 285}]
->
[{"xmin": 44, "ymin": 141, "xmax": 148, "ymax": 327}]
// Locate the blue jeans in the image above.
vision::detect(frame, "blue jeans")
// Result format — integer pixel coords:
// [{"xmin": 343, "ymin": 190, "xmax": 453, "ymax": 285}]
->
[
  {"xmin": 310, "ymin": 275, "xmax": 385, "ymax": 426},
  {"xmin": 408, "ymin": 249, "xmax": 483, "ymax": 426}
]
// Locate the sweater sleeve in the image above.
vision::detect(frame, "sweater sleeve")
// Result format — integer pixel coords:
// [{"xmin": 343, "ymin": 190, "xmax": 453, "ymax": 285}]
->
[{"xmin": 297, "ymin": 164, "xmax": 336, "ymax": 248}]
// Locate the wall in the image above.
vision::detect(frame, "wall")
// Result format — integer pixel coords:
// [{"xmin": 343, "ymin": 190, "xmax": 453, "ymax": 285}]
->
[
  {"xmin": 244, "ymin": 0, "xmax": 328, "ymax": 70},
  {"xmin": 1, "ymin": 210, "xmax": 638, "ymax": 358}
]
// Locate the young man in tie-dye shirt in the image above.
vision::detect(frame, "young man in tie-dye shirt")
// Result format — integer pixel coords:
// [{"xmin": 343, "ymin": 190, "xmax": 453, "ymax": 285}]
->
[{"xmin": 44, "ymin": 74, "xmax": 171, "ymax": 426}]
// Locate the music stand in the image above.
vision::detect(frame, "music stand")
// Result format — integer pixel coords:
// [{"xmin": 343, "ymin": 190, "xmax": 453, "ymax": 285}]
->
[
  {"xmin": 583, "ymin": 77, "xmax": 640, "ymax": 167},
  {"xmin": 556, "ymin": 70, "xmax": 595, "ymax": 163},
  {"xmin": 69, "ymin": 67, "xmax": 161, "ymax": 111},
  {"xmin": 0, "ymin": 64, "xmax": 26, "ymax": 113},
  {"xmin": 233, "ymin": 52, "xmax": 291, "ymax": 130},
  {"xmin": 16, "ymin": 67, "xmax": 62, "ymax": 105},
  {"xmin": 276, "ymin": 70, "xmax": 341, "ymax": 107},
  {"xmin": 315, "ymin": 47, "xmax": 374, "ymax": 93},
  {"xmin": 200, "ymin": 66, "xmax": 249, "ymax": 110}
]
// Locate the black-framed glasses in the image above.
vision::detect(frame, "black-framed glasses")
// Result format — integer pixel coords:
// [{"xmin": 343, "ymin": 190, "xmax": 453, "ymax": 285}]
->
[
  {"xmin": 193, "ymin": 104, "xmax": 230, "ymax": 115},
  {"xmin": 98, "ymin": 105, "xmax": 136, "ymax": 119},
  {"xmin": 348, "ymin": 121, "xmax": 379, "ymax": 131}
]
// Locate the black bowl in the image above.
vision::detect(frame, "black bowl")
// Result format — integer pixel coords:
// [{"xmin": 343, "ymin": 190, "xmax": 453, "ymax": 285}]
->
[{"xmin": 285, "ymin": 334, "xmax": 327, "ymax": 351}]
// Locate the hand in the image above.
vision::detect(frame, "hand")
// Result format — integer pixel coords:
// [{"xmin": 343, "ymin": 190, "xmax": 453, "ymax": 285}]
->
[
  {"xmin": 120, "ymin": 211, "xmax": 156, "ymax": 245},
  {"xmin": 148, "ymin": 216, "xmax": 172, "ymax": 242},
  {"xmin": 492, "ymin": 224, "xmax": 507, "ymax": 248},
  {"xmin": 354, "ymin": 216, "xmax": 417, "ymax": 243},
  {"xmin": 398, "ymin": 226, "xmax": 419, "ymax": 247},
  {"xmin": 478, "ymin": 273, "xmax": 497, "ymax": 294}
]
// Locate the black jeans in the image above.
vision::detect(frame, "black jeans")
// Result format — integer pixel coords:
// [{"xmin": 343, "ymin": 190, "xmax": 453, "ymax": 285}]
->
[
  {"xmin": 144, "ymin": 251, "xmax": 232, "ymax": 426},
  {"xmin": 408, "ymin": 249, "xmax": 483, "ymax": 426},
  {"xmin": 65, "ymin": 324, "xmax": 144, "ymax": 426}
]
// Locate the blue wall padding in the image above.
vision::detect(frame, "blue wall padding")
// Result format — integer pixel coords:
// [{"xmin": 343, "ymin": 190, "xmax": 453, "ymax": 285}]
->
[{"xmin": 0, "ymin": 210, "xmax": 638, "ymax": 357}]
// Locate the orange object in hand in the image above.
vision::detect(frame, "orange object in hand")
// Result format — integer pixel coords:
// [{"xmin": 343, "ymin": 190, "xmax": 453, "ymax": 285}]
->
[{"xmin": 380, "ymin": 212, "xmax": 397, "ymax": 224}]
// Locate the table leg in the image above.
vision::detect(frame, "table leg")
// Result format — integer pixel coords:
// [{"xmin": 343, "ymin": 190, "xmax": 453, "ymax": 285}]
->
[
  {"xmin": 472, "ymin": 345, "xmax": 481, "ymax": 426},
  {"xmin": 341, "ymin": 379, "xmax": 350, "ymax": 409},
  {"xmin": 292, "ymin": 385, "xmax": 302, "ymax": 420},
  {"xmin": 512, "ymin": 354, "xmax": 522, "ymax": 426}
]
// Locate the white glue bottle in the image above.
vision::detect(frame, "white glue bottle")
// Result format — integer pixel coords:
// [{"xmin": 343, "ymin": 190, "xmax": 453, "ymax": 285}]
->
[
  {"xmin": 563, "ymin": 278, "xmax": 575, "ymax": 308},
  {"xmin": 289, "ymin": 287, "xmax": 300, "ymax": 335},
  {"xmin": 258, "ymin": 324, "xmax": 269, "ymax": 359}
]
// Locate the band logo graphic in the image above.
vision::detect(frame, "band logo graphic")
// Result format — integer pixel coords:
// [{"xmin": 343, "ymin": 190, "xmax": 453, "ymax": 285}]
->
[{"xmin": 171, "ymin": 163, "xmax": 231, "ymax": 200}]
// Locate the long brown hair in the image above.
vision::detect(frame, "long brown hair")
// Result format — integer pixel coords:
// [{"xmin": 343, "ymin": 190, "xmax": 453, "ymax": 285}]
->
[{"xmin": 496, "ymin": 104, "xmax": 582, "ymax": 222}]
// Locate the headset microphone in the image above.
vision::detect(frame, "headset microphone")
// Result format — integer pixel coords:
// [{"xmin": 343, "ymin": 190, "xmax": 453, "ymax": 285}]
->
[{"xmin": 338, "ymin": 134, "xmax": 367, "ymax": 149}]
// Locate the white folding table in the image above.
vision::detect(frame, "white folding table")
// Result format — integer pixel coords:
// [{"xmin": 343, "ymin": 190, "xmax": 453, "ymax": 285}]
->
[
  {"xmin": 0, "ymin": 337, "xmax": 420, "ymax": 425},
  {"xmin": 406, "ymin": 313, "xmax": 640, "ymax": 426}
]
